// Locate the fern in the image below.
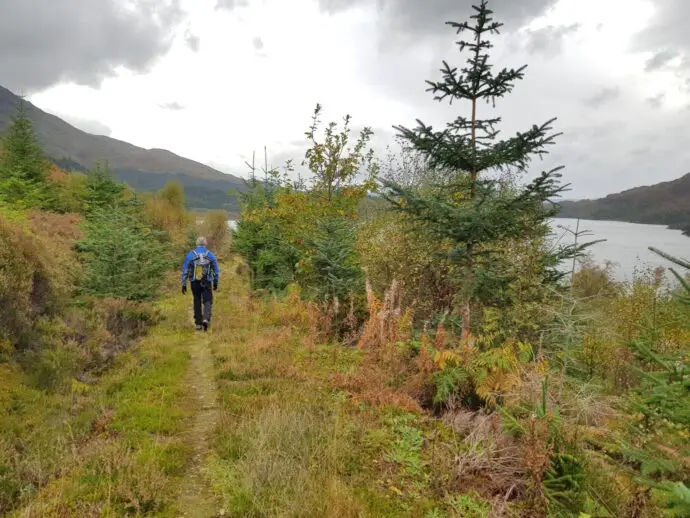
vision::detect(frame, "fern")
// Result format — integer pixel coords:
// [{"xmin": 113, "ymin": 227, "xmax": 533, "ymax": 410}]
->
[
  {"xmin": 433, "ymin": 366, "xmax": 470, "ymax": 404},
  {"xmin": 544, "ymin": 453, "xmax": 585, "ymax": 511}
]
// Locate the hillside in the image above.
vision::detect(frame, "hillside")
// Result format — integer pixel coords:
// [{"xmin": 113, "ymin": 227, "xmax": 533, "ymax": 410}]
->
[
  {"xmin": 0, "ymin": 85, "xmax": 246, "ymax": 211},
  {"xmin": 557, "ymin": 172, "xmax": 690, "ymax": 234}
]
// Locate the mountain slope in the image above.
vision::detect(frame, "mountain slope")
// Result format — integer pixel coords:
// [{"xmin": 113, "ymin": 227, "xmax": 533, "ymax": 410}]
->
[
  {"xmin": 0, "ymin": 85, "xmax": 247, "ymax": 211},
  {"xmin": 557, "ymin": 173, "xmax": 690, "ymax": 234}
]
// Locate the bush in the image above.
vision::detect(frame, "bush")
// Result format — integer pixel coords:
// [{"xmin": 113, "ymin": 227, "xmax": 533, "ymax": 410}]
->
[
  {"xmin": 357, "ymin": 210, "xmax": 456, "ymax": 325},
  {"xmin": 200, "ymin": 209, "xmax": 231, "ymax": 256},
  {"xmin": 145, "ymin": 182, "xmax": 191, "ymax": 245},
  {"xmin": 0, "ymin": 212, "xmax": 69, "ymax": 349},
  {"xmin": 43, "ymin": 167, "xmax": 88, "ymax": 214}
]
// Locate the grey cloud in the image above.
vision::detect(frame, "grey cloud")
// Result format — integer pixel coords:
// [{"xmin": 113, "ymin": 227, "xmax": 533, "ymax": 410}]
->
[
  {"xmin": 583, "ymin": 87, "xmax": 620, "ymax": 108},
  {"xmin": 524, "ymin": 24, "xmax": 580, "ymax": 57},
  {"xmin": 634, "ymin": 1, "xmax": 690, "ymax": 79},
  {"xmin": 185, "ymin": 29, "xmax": 201, "ymax": 52},
  {"xmin": 635, "ymin": 1, "xmax": 690, "ymax": 52},
  {"xmin": 318, "ymin": 0, "xmax": 560, "ymax": 40},
  {"xmin": 252, "ymin": 37, "xmax": 265, "ymax": 51},
  {"xmin": 159, "ymin": 102, "xmax": 185, "ymax": 111},
  {"xmin": 216, "ymin": 0, "xmax": 249, "ymax": 9},
  {"xmin": 536, "ymin": 113, "xmax": 690, "ymax": 199},
  {"xmin": 646, "ymin": 93, "xmax": 665, "ymax": 109},
  {"xmin": 57, "ymin": 113, "xmax": 112, "ymax": 136},
  {"xmin": 644, "ymin": 49, "xmax": 678, "ymax": 72},
  {"xmin": 337, "ymin": 0, "xmax": 689, "ymax": 200},
  {"xmin": 0, "ymin": 0, "xmax": 185, "ymax": 93}
]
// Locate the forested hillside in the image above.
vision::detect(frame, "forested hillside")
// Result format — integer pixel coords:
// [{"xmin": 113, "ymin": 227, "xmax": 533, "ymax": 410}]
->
[
  {"xmin": 557, "ymin": 173, "xmax": 690, "ymax": 235},
  {"xmin": 1, "ymin": 2, "xmax": 689, "ymax": 517}
]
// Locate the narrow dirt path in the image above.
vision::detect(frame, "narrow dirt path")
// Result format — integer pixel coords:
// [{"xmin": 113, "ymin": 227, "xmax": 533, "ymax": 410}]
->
[{"xmin": 175, "ymin": 333, "xmax": 221, "ymax": 518}]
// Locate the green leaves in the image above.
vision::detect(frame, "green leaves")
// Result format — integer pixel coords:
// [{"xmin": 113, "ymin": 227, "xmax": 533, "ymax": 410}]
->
[
  {"xmin": 235, "ymin": 106, "xmax": 374, "ymax": 300},
  {"xmin": 303, "ymin": 103, "xmax": 378, "ymax": 201}
]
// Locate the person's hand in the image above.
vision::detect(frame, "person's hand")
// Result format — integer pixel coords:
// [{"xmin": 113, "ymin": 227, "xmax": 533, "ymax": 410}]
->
[
  {"xmin": 213, "ymin": 284, "xmax": 218, "ymax": 292},
  {"xmin": 181, "ymin": 285, "xmax": 187, "ymax": 295}
]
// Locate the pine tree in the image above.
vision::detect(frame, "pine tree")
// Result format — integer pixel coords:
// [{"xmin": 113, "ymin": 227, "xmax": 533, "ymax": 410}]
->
[
  {"xmin": 83, "ymin": 162, "xmax": 125, "ymax": 214},
  {"xmin": 0, "ymin": 100, "xmax": 49, "ymax": 208},
  {"xmin": 308, "ymin": 216, "xmax": 363, "ymax": 303},
  {"xmin": 382, "ymin": 1, "xmax": 581, "ymax": 338},
  {"xmin": 77, "ymin": 208, "xmax": 170, "ymax": 300},
  {"xmin": 232, "ymin": 150, "xmax": 300, "ymax": 291}
]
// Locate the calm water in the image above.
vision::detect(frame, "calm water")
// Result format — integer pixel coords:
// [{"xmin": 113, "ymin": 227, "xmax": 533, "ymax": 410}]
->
[
  {"xmin": 551, "ymin": 218, "xmax": 689, "ymax": 282},
  {"xmin": 229, "ymin": 218, "xmax": 688, "ymax": 283}
]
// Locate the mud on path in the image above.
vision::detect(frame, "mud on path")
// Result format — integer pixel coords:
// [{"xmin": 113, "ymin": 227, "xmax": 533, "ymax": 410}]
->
[{"xmin": 176, "ymin": 333, "xmax": 221, "ymax": 518}]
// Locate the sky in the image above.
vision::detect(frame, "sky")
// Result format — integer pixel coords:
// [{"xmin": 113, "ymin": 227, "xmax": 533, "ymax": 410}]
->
[{"xmin": 2, "ymin": 0, "xmax": 690, "ymax": 199}]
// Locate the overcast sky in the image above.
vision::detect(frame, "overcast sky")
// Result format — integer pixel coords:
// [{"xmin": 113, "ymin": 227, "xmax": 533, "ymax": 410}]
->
[{"xmin": 2, "ymin": 0, "xmax": 689, "ymax": 199}]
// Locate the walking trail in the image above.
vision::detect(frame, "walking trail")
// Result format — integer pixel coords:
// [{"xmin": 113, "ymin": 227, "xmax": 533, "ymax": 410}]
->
[{"xmin": 175, "ymin": 332, "xmax": 221, "ymax": 518}]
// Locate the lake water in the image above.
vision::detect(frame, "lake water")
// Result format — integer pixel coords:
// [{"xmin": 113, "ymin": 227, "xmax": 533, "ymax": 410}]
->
[
  {"xmin": 229, "ymin": 218, "xmax": 688, "ymax": 283},
  {"xmin": 551, "ymin": 218, "xmax": 689, "ymax": 282}
]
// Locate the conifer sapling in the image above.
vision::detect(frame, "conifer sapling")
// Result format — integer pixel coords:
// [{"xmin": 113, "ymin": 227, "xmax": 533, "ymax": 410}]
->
[{"xmin": 383, "ymin": 0, "xmax": 585, "ymax": 339}]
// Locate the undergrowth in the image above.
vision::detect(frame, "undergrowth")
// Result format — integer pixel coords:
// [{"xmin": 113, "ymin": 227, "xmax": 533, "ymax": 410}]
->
[{"xmin": 3, "ymin": 288, "xmax": 194, "ymax": 517}]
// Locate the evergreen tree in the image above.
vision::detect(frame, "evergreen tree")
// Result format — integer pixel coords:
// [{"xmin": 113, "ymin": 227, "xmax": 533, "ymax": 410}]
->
[
  {"xmin": 307, "ymin": 216, "xmax": 363, "ymax": 303},
  {"xmin": 614, "ymin": 247, "xmax": 690, "ymax": 515},
  {"xmin": 232, "ymin": 152, "xmax": 299, "ymax": 291},
  {"xmin": 83, "ymin": 162, "xmax": 125, "ymax": 214},
  {"xmin": 77, "ymin": 208, "xmax": 170, "ymax": 300},
  {"xmin": 382, "ymin": 1, "xmax": 583, "ymax": 338},
  {"xmin": 0, "ymin": 100, "xmax": 49, "ymax": 208}
]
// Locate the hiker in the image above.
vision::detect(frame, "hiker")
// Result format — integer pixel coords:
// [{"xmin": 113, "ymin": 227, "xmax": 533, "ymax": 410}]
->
[{"xmin": 181, "ymin": 237, "xmax": 220, "ymax": 331}]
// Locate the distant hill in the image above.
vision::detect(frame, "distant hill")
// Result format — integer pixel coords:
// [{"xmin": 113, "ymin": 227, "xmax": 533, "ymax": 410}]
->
[
  {"xmin": 0, "ymin": 85, "xmax": 247, "ymax": 211},
  {"xmin": 557, "ymin": 173, "xmax": 690, "ymax": 235},
  {"xmin": 367, "ymin": 174, "xmax": 690, "ymax": 236}
]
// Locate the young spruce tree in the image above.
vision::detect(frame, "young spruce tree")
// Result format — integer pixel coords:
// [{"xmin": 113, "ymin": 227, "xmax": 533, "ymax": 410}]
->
[
  {"xmin": 617, "ymin": 247, "xmax": 690, "ymax": 514},
  {"xmin": 78, "ymin": 207, "xmax": 170, "ymax": 301},
  {"xmin": 83, "ymin": 162, "xmax": 125, "ymax": 214},
  {"xmin": 383, "ymin": 1, "xmax": 580, "ymax": 339},
  {"xmin": 0, "ymin": 100, "xmax": 49, "ymax": 208}
]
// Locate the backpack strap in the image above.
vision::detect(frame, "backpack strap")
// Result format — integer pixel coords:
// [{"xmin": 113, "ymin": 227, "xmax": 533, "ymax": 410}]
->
[{"xmin": 188, "ymin": 250, "xmax": 199, "ymax": 275}]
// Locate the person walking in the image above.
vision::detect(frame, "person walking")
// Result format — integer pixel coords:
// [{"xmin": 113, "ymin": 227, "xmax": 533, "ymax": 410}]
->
[{"xmin": 181, "ymin": 236, "xmax": 220, "ymax": 331}]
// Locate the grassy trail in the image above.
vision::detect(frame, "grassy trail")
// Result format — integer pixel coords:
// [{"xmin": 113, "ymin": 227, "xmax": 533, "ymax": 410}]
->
[
  {"xmin": 6, "ymin": 263, "xmax": 477, "ymax": 517},
  {"xmin": 175, "ymin": 332, "xmax": 220, "ymax": 518}
]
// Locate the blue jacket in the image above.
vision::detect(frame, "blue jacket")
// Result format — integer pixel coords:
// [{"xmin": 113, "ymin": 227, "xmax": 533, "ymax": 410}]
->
[{"xmin": 181, "ymin": 247, "xmax": 220, "ymax": 287}]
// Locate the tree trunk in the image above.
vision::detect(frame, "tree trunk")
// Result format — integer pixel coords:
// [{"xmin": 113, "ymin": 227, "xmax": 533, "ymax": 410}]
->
[{"xmin": 462, "ymin": 77, "xmax": 478, "ymax": 341}]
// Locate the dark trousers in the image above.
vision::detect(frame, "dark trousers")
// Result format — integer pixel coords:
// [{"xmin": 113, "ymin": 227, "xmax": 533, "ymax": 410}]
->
[{"xmin": 191, "ymin": 281, "xmax": 213, "ymax": 325}]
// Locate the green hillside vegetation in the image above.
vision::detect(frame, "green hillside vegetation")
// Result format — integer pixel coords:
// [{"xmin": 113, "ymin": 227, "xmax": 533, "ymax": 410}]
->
[
  {"xmin": 557, "ymin": 173, "xmax": 690, "ymax": 235},
  {"xmin": 1, "ymin": 2, "xmax": 689, "ymax": 517}
]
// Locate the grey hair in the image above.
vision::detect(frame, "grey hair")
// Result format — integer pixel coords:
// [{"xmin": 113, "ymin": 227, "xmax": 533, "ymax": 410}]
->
[{"xmin": 196, "ymin": 236, "xmax": 208, "ymax": 247}]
